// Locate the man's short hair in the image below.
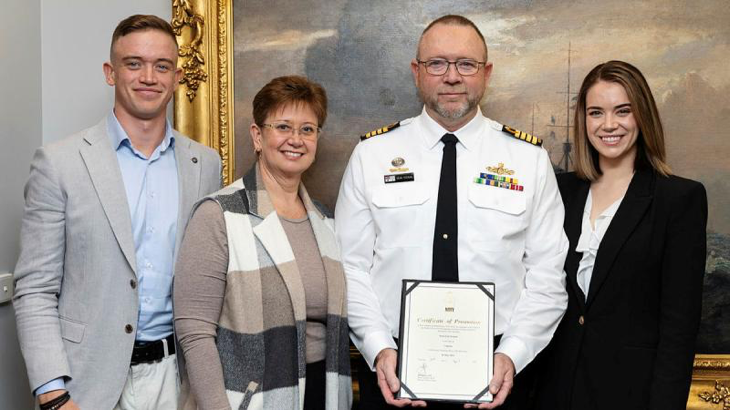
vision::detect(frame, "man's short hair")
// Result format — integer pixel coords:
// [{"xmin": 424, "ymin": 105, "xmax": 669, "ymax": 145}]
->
[
  {"xmin": 110, "ymin": 14, "xmax": 178, "ymax": 59},
  {"xmin": 418, "ymin": 14, "xmax": 488, "ymax": 61}
]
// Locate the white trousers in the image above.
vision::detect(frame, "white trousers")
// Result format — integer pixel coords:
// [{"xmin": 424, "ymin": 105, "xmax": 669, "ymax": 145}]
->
[{"xmin": 113, "ymin": 354, "xmax": 179, "ymax": 410}]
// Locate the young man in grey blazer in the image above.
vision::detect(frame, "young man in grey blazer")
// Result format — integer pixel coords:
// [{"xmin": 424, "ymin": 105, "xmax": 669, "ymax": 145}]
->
[{"xmin": 13, "ymin": 14, "xmax": 221, "ymax": 410}]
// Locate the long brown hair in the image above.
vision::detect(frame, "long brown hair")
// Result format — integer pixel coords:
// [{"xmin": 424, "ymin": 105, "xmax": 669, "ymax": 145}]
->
[{"xmin": 573, "ymin": 60, "xmax": 671, "ymax": 180}]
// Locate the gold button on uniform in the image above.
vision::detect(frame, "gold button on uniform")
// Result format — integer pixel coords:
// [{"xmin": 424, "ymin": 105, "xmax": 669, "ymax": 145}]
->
[
  {"xmin": 125, "ymin": 324, "xmax": 134, "ymax": 334},
  {"xmin": 578, "ymin": 315, "xmax": 585, "ymax": 325}
]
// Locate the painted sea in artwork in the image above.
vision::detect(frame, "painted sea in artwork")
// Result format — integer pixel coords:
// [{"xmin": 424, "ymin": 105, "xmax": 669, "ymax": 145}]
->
[{"xmin": 232, "ymin": 0, "xmax": 730, "ymax": 352}]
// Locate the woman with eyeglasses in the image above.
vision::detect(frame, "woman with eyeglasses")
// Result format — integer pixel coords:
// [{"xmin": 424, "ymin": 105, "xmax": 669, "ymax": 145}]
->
[
  {"xmin": 534, "ymin": 60, "xmax": 707, "ymax": 410},
  {"xmin": 174, "ymin": 75, "xmax": 352, "ymax": 410}
]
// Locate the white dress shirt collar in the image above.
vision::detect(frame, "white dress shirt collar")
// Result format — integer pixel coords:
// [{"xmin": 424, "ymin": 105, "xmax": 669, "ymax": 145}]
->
[
  {"xmin": 575, "ymin": 189, "xmax": 625, "ymax": 299},
  {"xmin": 418, "ymin": 106, "xmax": 486, "ymax": 151}
]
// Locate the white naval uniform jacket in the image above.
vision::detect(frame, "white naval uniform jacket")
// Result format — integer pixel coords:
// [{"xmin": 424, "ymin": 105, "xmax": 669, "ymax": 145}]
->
[{"xmin": 335, "ymin": 107, "xmax": 569, "ymax": 374}]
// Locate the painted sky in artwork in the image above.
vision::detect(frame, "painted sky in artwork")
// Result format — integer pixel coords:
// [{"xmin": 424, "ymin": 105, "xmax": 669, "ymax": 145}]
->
[{"xmin": 232, "ymin": 0, "xmax": 730, "ymax": 235}]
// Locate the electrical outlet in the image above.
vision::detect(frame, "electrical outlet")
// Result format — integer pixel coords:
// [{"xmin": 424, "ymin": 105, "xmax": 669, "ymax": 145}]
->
[{"xmin": 0, "ymin": 273, "xmax": 13, "ymax": 304}]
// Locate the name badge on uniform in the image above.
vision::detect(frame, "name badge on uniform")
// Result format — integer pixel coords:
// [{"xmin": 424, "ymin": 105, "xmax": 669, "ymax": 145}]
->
[
  {"xmin": 385, "ymin": 157, "xmax": 414, "ymax": 183},
  {"xmin": 385, "ymin": 173, "xmax": 415, "ymax": 184}
]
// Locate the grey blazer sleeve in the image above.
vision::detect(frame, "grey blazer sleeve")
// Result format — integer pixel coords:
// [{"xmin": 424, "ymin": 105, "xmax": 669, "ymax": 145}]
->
[
  {"xmin": 13, "ymin": 146, "xmax": 71, "ymax": 391},
  {"xmin": 200, "ymin": 144, "xmax": 223, "ymax": 193}
]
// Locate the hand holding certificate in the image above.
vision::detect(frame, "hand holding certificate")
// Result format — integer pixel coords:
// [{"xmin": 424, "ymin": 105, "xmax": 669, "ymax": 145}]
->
[{"xmin": 396, "ymin": 280, "xmax": 496, "ymax": 404}]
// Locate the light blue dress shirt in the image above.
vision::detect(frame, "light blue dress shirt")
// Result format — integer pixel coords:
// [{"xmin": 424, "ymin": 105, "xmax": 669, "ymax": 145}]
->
[
  {"xmin": 109, "ymin": 112, "xmax": 179, "ymax": 341},
  {"xmin": 36, "ymin": 113, "xmax": 179, "ymax": 396}
]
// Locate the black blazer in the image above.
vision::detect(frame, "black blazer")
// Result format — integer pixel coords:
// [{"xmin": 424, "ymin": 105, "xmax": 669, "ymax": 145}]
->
[{"xmin": 535, "ymin": 169, "xmax": 707, "ymax": 410}]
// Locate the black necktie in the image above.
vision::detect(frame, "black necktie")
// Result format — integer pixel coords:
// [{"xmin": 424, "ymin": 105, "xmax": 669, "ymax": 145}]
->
[{"xmin": 432, "ymin": 133, "xmax": 459, "ymax": 282}]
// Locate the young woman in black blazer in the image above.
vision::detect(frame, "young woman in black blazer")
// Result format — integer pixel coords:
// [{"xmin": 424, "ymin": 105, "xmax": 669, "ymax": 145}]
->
[{"xmin": 535, "ymin": 60, "xmax": 707, "ymax": 410}]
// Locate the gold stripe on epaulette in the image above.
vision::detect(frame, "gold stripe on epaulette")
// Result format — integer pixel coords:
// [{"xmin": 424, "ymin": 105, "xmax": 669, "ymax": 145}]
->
[
  {"xmin": 502, "ymin": 125, "xmax": 543, "ymax": 146},
  {"xmin": 360, "ymin": 121, "xmax": 402, "ymax": 141}
]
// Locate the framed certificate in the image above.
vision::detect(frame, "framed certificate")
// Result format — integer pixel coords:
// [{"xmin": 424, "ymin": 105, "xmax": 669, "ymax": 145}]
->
[{"xmin": 396, "ymin": 280, "xmax": 495, "ymax": 404}]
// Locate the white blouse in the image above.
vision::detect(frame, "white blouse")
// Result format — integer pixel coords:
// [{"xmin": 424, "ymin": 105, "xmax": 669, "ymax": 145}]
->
[{"xmin": 575, "ymin": 189, "xmax": 625, "ymax": 300}]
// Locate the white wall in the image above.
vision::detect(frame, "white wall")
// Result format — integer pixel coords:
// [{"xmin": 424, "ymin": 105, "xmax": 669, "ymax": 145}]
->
[
  {"xmin": 0, "ymin": 1, "xmax": 168, "ymax": 406},
  {"xmin": 0, "ymin": 0, "xmax": 42, "ymax": 407},
  {"xmin": 41, "ymin": 0, "xmax": 170, "ymax": 144}
]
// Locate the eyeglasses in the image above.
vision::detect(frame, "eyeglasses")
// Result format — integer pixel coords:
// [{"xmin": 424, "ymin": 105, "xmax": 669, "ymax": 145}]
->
[
  {"xmin": 261, "ymin": 122, "xmax": 322, "ymax": 140},
  {"xmin": 417, "ymin": 58, "xmax": 487, "ymax": 76}
]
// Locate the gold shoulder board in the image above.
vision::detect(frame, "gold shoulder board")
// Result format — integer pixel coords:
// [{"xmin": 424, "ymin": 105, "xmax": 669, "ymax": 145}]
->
[
  {"xmin": 360, "ymin": 121, "xmax": 401, "ymax": 141},
  {"xmin": 501, "ymin": 125, "xmax": 543, "ymax": 146}
]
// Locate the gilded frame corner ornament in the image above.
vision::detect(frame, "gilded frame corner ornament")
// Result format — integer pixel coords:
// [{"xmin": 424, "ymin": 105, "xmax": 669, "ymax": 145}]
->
[
  {"xmin": 172, "ymin": 0, "xmax": 235, "ymax": 186},
  {"xmin": 689, "ymin": 355, "xmax": 730, "ymax": 409},
  {"xmin": 172, "ymin": 0, "xmax": 208, "ymax": 102},
  {"xmin": 698, "ymin": 381, "xmax": 730, "ymax": 408}
]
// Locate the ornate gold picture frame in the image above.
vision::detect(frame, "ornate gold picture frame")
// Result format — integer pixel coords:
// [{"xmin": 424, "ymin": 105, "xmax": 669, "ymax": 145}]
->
[
  {"xmin": 172, "ymin": 0, "xmax": 235, "ymax": 186},
  {"xmin": 172, "ymin": 0, "xmax": 730, "ymax": 407},
  {"xmin": 690, "ymin": 355, "xmax": 730, "ymax": 409}
]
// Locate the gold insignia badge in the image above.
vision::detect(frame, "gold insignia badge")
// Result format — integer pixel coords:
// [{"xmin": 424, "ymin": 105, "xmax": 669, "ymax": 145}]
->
[
  {"xmin": 487, "ymin": 162, "xmax": 515, "ymax": 176},
  {"xmin": 388, "ymin": 157, "xmax": 409, "ymax": 172},
  {"xmin": 388, "ymin": 157, "xmax": 408, "ymax": 172},
  {"xmin": 389, "ymin": 157, "xmax": 408, "ymax": 172}
]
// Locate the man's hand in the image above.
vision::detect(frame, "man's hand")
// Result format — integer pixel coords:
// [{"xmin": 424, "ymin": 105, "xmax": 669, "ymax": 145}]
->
[
  {"xmin": 375, "ymin": 348, "xmax": 427, "ymax": 408},
  {"xmin": 38, "ymin": 390, "xmax": 80, "ymax": 410},
  {"xmin": 465, "ymin": 353, "xmax": 515, "ymax": 409}
]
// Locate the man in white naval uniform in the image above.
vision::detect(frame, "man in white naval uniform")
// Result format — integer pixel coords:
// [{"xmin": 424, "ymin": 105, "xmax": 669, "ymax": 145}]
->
[{"xmin": 336, "ymin": 14, "xmax": 569, "ymax": 410}]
